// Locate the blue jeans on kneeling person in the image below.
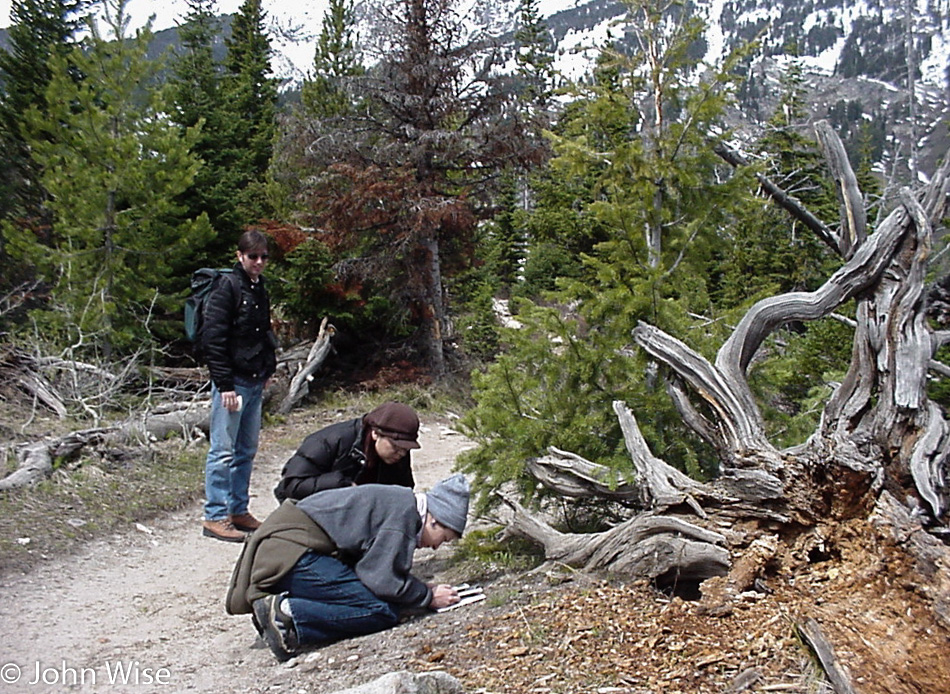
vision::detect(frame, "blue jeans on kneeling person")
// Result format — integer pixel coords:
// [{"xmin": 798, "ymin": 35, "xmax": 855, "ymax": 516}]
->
[{"xmin": 275, "ymin": 552, "xmax": 400, "ymax": 645}]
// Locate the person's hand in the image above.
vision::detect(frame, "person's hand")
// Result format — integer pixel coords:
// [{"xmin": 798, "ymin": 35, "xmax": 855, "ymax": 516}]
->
[
  {"xmin": 221, "ymin": 390, "xmax": 241, "ymax": 412},
  {"xmin": 428, "ymin": 584, "xmax": 459, "ymax": 610}
]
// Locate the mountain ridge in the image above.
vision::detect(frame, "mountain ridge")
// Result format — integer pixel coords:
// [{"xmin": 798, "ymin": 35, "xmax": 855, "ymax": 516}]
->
[{"xmin": 1, "ymin": 0, "xmax": 946, "ymax": 178}]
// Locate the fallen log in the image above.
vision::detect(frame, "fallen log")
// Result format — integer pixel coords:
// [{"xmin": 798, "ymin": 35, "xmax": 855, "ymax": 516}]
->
[
  {"xmin": 13, "ymin": 369, "xmax": 67, "ymax": 418},
  {"xmin": 0, "ymin": 443, "xmax": 54, "ymax": 491},
  {"xmin": 0, "ymin": 404, "xmax": 211, "ymax": 491}
]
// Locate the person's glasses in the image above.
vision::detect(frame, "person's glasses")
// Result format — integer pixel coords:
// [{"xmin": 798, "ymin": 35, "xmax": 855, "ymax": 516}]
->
[{"xmin": 245, "ymin": 253, "xmax": 269, "ymax": 261}]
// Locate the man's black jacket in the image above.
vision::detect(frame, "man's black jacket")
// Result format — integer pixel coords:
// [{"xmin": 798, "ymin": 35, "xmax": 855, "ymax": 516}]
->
[
  {"xmin": 273, "ymin": 417, "xmax": 414, "ymax": 502},
  {"xmin": 202, "ymin": 263, "xmax": 277, "ymax": 392}
]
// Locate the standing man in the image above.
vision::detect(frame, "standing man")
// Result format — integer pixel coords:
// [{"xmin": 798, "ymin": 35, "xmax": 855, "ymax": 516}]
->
[{"xmin": 201, "ymin": 229, "xmax": 278, "ymax": 542}]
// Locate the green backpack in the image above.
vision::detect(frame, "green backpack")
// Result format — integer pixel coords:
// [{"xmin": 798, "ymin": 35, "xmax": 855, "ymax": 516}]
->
[{"xmin": 184, "ymin": 268, "xmax": 238, "ymax": 359}]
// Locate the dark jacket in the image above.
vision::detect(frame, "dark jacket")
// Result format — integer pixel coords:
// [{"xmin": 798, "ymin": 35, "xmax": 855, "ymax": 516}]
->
[
  {"xmin": 273, "ymin": 417, "xmax": 414, "ymax": 502},
  {"xmin": 202, "ymin": 263, "xmax": 277, "ymax": 392}
]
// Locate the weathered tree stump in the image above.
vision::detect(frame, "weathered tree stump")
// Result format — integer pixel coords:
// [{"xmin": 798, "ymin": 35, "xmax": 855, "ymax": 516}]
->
[{"xmin": 503, "ymin": 122, "xmax": 950, "ymax": 640}]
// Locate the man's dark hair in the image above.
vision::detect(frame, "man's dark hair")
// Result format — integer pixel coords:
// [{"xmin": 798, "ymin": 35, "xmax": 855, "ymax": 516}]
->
[{"xmin": 238, "ymin": 229, "xmax": 270, "ymax": 252}]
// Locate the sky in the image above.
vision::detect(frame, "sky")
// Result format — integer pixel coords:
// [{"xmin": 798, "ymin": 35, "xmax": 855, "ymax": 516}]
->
[
  {"xmin": 0, "ymin": 0, "xmax": 581, "ymax": 32},
  {"xmin": 0, "ymin": 0, "xmax": 247, "ymax": 31}
]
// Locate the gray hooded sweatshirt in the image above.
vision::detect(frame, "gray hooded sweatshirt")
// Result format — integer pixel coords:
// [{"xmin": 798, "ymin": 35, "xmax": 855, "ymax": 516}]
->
[{"xmin": 296, "ymin": 484, "xmax": 431, "ymax": 607}]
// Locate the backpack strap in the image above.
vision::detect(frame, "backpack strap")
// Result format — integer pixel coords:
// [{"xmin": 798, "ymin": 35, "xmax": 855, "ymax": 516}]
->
[{"xmin": 219, "ymin": 269, "xmax": 243, "ymax": 315}]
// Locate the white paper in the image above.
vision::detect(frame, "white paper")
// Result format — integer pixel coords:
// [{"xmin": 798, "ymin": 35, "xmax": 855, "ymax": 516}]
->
[{"xmin": 435, "ymin": 584, "xmax": 486, "ymax": 613}]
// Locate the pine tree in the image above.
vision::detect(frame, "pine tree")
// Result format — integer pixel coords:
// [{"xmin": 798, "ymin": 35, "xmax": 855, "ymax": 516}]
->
[
  {"xmin": 546, "ymin": 0, "xmax": 750, "ymax": 325},
  {"xmin": 0, "ymin": 0, "xmax": 85, "ymax": 290},
  {"xmin": 460, "ymin": 0, "xmax": 755, "ymax": 503},
  {"xmin": 482, "ymin": 175, "xmax": 523, "ymax": 297},
  {"xmin": 300, "ymin": 0, "xmax": 364, "ymax": 119},
  {"xmin": 513, "ymin": 0, "xmax": 555, "ymax": 111},
  {"xmin": 167, "ymin": 0, "xmax": 230, "ymax": 263},
  {"xmin": 714, "ymin": 58, "xmax": 839, "ymax": 306},
  {"xmin": 480, "ymin": 0, "xmax": 556, "ymax": 307},
  {"xmin": 11, "ymin": 0, "xmax": 213, "ymax": 356},
  {"xmin": 220, "ymin": 0, "xmax": 278, "ymax": 229},
  {"xmin": 269, "ymin": 0, "xmax": 365, "ymax": 221},
  {"xmin": 289, "ymin": 0, "xmax": 543, "ymax": 377}
]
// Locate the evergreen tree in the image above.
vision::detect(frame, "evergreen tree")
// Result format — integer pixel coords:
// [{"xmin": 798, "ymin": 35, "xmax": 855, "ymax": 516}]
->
[
  {"xmin": 220, "ymin": 0, "xmax": 278, "ymax": 235},
  {"xmin": 478, "ymin": 0, "xmax": 556, "ymax": 307},
  {"xmin": 268, "ymin": 0, "xmax": 364, "ymax": 219},
  {"xmin": 167, "ymin": 0, "xmax": 229, "ymax": 263},
  {"xmin": 300, "ymin": 0, "xmax": 364, "ymax": 118},
  {"xmin": 713, "ymin": 59, "xmax": 839, "ymax": 307},
  {"xmin": 10, "ymin": 0, "xmax": 213, "ymax": 357},
  {"xmin": 266, "ymin": 0, "xmax": 366, "ymax": 337},
  {"xmin": 169, "ymin": 0, "xmax": 221, "ymax": 132},
  {"xmin": 459, "ymin": 0, "xmax": 755, "ymax": 507},
  {"xmin": 543, "ymin": 0, "xmax": 751, "ymax": 326},
  {"xmin": 288, "ymin": 0, "xmax": 544, "ymax": 377},
  {"xmin": 513, "ymin": 0, "xmax": 555, "ymax": 110},
  {"xmin": 0, "ymin": 0, "xmax": 85, "ymax": 291},
  {"xmin": 481, "ymin": 175, "xmax": 523, "ymax": 297}
]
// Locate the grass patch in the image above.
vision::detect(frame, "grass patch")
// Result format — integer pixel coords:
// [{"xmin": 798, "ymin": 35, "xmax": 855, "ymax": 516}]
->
[
  {"xmin": 0, "ymin": 441, "xmax": 205, "ymax": 577},
  {"xmin": 448, "ymin": 526, "xmax": 546, "ymax": 582}
]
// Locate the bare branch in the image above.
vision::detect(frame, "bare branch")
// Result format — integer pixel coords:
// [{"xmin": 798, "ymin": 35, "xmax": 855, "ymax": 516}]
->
[
  {"xmin": 815, "ymin": 119, "xmax": 866, "ymax": 257},
  {"xmin": 496, "ymin": 489, "xmax": 730, "ymax": 580},
  {"xmin": 527, "ymin": 447, "xmax": 641, "ymax": 501},
  {"xmin": 278, "ymin": 318, "xmax": 336, "ymax": 414},
  {"xmin": 632, "ymin": 323, "xmax": 775, "ymax": 459},
  {"xmin": 717, "ymin": 198, "xmax": 910, "ymax": 377},
  {"xmin": 714, "ymin": 142, "xmax": 839, "ymax": 253}
]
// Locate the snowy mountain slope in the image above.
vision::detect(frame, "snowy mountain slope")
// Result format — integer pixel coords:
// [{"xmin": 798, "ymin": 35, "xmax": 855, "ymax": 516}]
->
[
  {"xmin": 2, "ymin": 0, "xmax": 946, "ymax": 91},
  {"xmin": 1, "ymin": 0, "xmax": 946, "ymax": 177}
]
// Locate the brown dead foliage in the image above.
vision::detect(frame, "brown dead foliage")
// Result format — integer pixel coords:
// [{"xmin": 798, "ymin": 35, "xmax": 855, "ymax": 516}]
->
[{"xmin": 394, "ymin": 520, "xmax": 950, "ymax": 694}]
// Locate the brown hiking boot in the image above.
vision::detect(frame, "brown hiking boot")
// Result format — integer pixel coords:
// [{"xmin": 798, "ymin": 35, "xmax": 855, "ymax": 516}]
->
[
  {"xmin": 202, "ymin": 519, "xmax": 246, "ymax": 542},
  {"xmin": 229, "ymin": 512, "xmax": 261, "ymax": 532}
]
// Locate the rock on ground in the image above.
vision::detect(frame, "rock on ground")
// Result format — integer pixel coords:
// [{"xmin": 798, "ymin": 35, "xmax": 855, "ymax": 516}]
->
[{"xmin": 329, "ymin": 671, "xmax": 463, "ymax": 694}]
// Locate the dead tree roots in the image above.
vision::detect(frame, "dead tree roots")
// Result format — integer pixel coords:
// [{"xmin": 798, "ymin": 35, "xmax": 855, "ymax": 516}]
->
[{"xmin": 500, "ymin": 123, "xmax": 950, "ymax": 639}]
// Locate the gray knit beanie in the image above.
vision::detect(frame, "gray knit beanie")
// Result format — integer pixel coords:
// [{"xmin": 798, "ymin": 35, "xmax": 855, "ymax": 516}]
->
[{"xmin": 426, "ymin": 473, "xmax": 470, "ymax": 535}]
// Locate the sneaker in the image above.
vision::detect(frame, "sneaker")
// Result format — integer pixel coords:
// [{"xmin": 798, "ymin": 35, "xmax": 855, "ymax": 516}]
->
[
  {"xmin": 253, "ymin": 594, "xmax": 299, "ymax": 662},
  {"xmin": 229, "ymin": 512, "xmax": 261, "ymax": 532},
  {"xmin": 202, "ymin": 519, "xmax": 246, "ymax": 543}
]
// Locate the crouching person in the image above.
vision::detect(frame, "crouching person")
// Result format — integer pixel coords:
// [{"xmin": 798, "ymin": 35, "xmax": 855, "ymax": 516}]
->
[{"xmin": 226, "ymin": 473, "xmax": 470, "ymax": 661}]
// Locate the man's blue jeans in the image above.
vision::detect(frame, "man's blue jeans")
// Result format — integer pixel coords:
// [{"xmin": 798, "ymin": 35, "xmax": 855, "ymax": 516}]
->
[
  {"xmin": 204, "ymin": 377, "xmax": 264, "ymax": 521},
  {"xmin": 275, "ymin": 552, "xmax": 400, "ymax": 645}
]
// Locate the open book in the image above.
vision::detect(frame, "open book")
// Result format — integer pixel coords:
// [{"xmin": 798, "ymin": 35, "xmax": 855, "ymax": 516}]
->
[{"xmin": 435, "ymin": 583, "xmax": 486, "ymax": 612}]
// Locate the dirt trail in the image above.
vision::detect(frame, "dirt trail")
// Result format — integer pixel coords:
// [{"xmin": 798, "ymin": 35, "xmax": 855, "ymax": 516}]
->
[
  {"xmin": 4, "ymin": 411, "xmax": 949, "ymax": 694},
  {"xmin": 0, "ymin": 413, "xmax": 474, "ymax": 694}
]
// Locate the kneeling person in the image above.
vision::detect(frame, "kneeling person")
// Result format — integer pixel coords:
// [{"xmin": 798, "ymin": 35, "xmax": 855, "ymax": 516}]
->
[{"xmin": 226, "ymin": 473, "xmax": 470, "ymax": 661}]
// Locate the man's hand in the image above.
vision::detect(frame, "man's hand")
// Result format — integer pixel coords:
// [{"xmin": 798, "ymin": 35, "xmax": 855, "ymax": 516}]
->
[
  {"xmin": 221, "ymin": 390, "xmax": 241, "ymax": 412},
  {"xmin": 429, "ymin": 584, "xmax": 459, "ymax": 610}
]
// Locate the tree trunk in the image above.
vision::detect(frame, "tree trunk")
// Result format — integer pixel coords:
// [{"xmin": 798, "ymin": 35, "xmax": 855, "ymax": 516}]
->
[
  {"xmin": 278, "ymin": 318, "xmax": 335, "ymax": 414},
  {"xmin": 421, "ymin": 234, "xmax": 446, "ymax": 378}
]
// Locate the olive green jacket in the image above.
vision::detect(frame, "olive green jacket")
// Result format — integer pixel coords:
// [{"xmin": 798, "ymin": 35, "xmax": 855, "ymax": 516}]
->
[{"xmin": 225, "ymin": 500, "xmax": 335, "ymax": 615}]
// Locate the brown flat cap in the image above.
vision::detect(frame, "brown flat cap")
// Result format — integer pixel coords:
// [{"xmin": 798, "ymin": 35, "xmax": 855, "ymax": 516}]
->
[{"xmin": 364, "ymin": 402, "xmax": 420, "ymax": 450}]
